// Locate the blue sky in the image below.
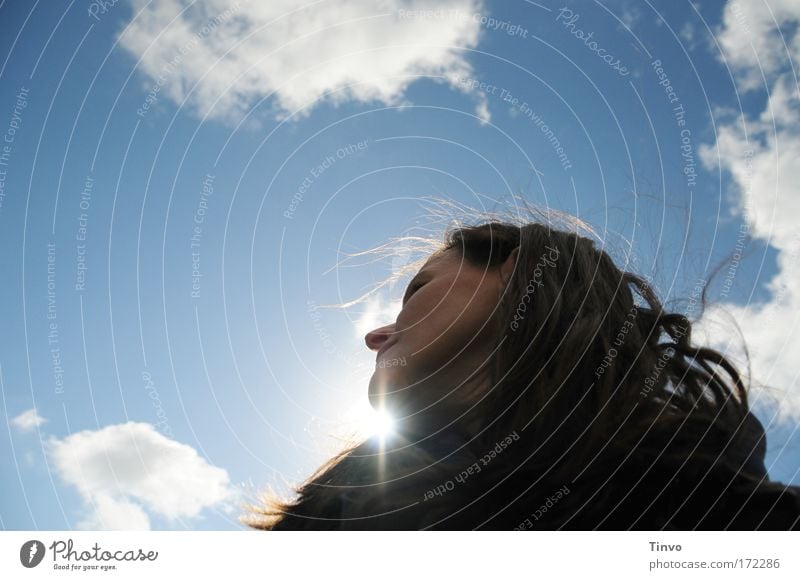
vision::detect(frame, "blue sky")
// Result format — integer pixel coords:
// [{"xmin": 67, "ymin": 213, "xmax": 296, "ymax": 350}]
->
[{"xmin": 1, "ymin": 0, "xmax": 798, "ymax": 530}]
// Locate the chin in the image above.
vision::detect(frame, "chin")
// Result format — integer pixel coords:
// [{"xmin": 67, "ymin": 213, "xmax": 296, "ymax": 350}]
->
[
  {"xmin": 368, "ymin": 370, "xmax": 396, "ymax": 407},
  {"xmin": 368, "ymin": 370, "xmax": 412, "ymax": 415}
]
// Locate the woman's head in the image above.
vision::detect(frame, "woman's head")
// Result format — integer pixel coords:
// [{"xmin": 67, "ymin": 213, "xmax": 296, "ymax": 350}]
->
[
  {"xmin": 244, "ymin": 210, "xmax": 774, "ymax": 530},
  {"xmin": 364, "ymin": 220, "xmax": 649, "ymax": 449},
  {"xmin": 364, "ymin": 240, "xmax": 520, "ymax": 430}
]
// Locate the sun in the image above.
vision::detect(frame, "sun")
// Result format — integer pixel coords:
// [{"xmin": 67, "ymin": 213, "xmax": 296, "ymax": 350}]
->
[
  {"xmin": 347, "ymin": 399, "xmax": 396, "ymax": 442},
  {"xmin": 366, "ymin": 406, "xmax": 396, "ymax": 440}
]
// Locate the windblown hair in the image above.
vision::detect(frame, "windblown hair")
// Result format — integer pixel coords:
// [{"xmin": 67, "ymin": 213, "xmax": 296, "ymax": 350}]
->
[{"xmin": 241, "ymin": 207, "xmax": 799, "ymax": 530}]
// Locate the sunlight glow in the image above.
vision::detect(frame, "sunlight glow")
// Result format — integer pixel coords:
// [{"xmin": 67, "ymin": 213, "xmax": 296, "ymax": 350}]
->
[
  {"xmin": 340, "ymin": 397, "xmax": 397, "ymax": 444},
  {"xmin": 366, "ymin": 407, "xmax": 396, "ymax": 441}
]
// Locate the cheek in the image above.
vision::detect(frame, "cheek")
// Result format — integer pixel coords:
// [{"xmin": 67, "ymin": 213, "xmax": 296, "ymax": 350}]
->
[
  {"xmin": 408, "ymin": 289, "xmax": 497, "ymax": 361},
  {"xmin": 445, "ymin": 295, "xmax": 498, "ymax": 347}
]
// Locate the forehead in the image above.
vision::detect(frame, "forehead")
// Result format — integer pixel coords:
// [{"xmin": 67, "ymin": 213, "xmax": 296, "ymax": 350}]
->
[
  {"xmin": 418, "ymin": 248, "xmax": 455, "ymax": 272},
  {"xmin": 417, "ymin": 247, "xmax": 474, "ymax": 276}
]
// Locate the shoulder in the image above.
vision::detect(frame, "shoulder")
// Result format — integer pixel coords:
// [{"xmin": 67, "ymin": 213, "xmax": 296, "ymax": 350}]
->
[{"xmin": 720, "ymin": 481, "xmax": 800, "ymax": 530}]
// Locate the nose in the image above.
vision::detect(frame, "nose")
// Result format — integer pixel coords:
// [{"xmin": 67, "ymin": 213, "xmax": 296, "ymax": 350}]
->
[{"xmin": 365, "ymin": 324, "xmax": 395, "ymax": 352}]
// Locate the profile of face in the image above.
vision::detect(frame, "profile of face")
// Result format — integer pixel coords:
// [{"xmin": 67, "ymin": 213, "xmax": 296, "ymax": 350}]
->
[{"xmin": 364, "ymin": 246, "xmax": 519, "ymax": 427}]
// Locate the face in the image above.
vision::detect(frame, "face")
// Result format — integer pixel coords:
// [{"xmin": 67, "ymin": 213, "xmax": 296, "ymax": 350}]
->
[{"xmin": 364, "ymin": 246, "xmax": 518, "ymax": 426}]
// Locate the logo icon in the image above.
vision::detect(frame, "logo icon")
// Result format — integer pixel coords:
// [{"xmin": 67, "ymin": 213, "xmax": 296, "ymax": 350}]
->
[{"xmin": 20, "ymin": 540, "xmax": 46, "ymax": 568}]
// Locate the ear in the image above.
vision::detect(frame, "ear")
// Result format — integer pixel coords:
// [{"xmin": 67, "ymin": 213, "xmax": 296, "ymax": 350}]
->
[{"xmin": 500, "ymin": 246, "xmax": 520, "ymax": 284}]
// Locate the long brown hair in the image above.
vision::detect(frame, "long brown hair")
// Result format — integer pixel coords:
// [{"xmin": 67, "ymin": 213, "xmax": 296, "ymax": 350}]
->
[{"xmin": 241, "ymin": 203, "xmax": 797, "ymax": 530}]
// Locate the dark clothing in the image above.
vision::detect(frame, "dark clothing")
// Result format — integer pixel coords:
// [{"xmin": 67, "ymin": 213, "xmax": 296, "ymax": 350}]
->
[
  {"xmin": 334, "ymin": 463, "xmax": 800, "ymax": 531},
  {"xmin": 268, "ymin": 410, "xmax": 800, "ymax": 530},
  {"xmin": 333, "ymin": 410, "xmax": 800, "ymax": 530}
]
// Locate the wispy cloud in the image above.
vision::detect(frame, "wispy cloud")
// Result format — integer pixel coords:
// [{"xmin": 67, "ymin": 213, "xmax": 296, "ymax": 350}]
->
[
  {"xmin": 46, "ymin": 422, "xmax": 238, "ymax": 530},
  {"xmin": 695, "ymin": 1, "xmax": 800, "ymax": 422},
  {"xmin": 714, "ymin": 0, "xmax": 800, "ymax": 92},
  {"xmin": 352, "ymin": 294, "xmax": 402, "ymax": 341},
  {"xmin": 120, "ymin": 0, "xmax": 488, "ymax": 126},
  {"xmin": 11, "ymin": 408, "xmax": 48, "ymax": 432}
]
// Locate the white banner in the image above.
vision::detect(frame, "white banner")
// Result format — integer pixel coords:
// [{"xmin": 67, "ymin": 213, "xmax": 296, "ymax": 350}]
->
[{"xmin": 1, "ymin": 531, "xmax": 797, "ymax": 579}]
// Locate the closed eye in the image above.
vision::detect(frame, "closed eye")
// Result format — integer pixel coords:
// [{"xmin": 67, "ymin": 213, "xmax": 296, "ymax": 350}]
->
[{"xmin": 403, "ymin": 280, "xmax": 425, "ymax": 305}]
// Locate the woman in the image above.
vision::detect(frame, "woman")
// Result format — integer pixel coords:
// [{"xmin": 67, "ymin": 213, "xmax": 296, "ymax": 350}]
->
[{"xmin": 243, "ymin": 213, "xmax": 800, "ymax": 530}]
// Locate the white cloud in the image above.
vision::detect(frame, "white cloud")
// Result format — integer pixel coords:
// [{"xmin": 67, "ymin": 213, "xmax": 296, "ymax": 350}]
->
[
  {"xmin": 120, "ymin": 0, "xmax": 488, "ymax": 125},
  {"xmin": 76, "ymin": 494, "xmax": 152, "ymax": 531},
  {"xmin": 715, "ymin": 0, "xmax": 800, "ymax": 91},
  {"xmin": 11, "ymin": 408, "xmax": 47, "ymax": 432},
  {"xmin": 46, "ymin": 422, "xmax": 239, "ymax": 530},
  {"xmin": 695, "ymin": 2, "xmax": 800, "ymax": 422},
  {"xmin": 352, "ymin": 294, "xmax": 402, "ymax": 341},
  {"xmin": 759, "ymin": 74, "xmax": 800, "ymax": 126}
]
